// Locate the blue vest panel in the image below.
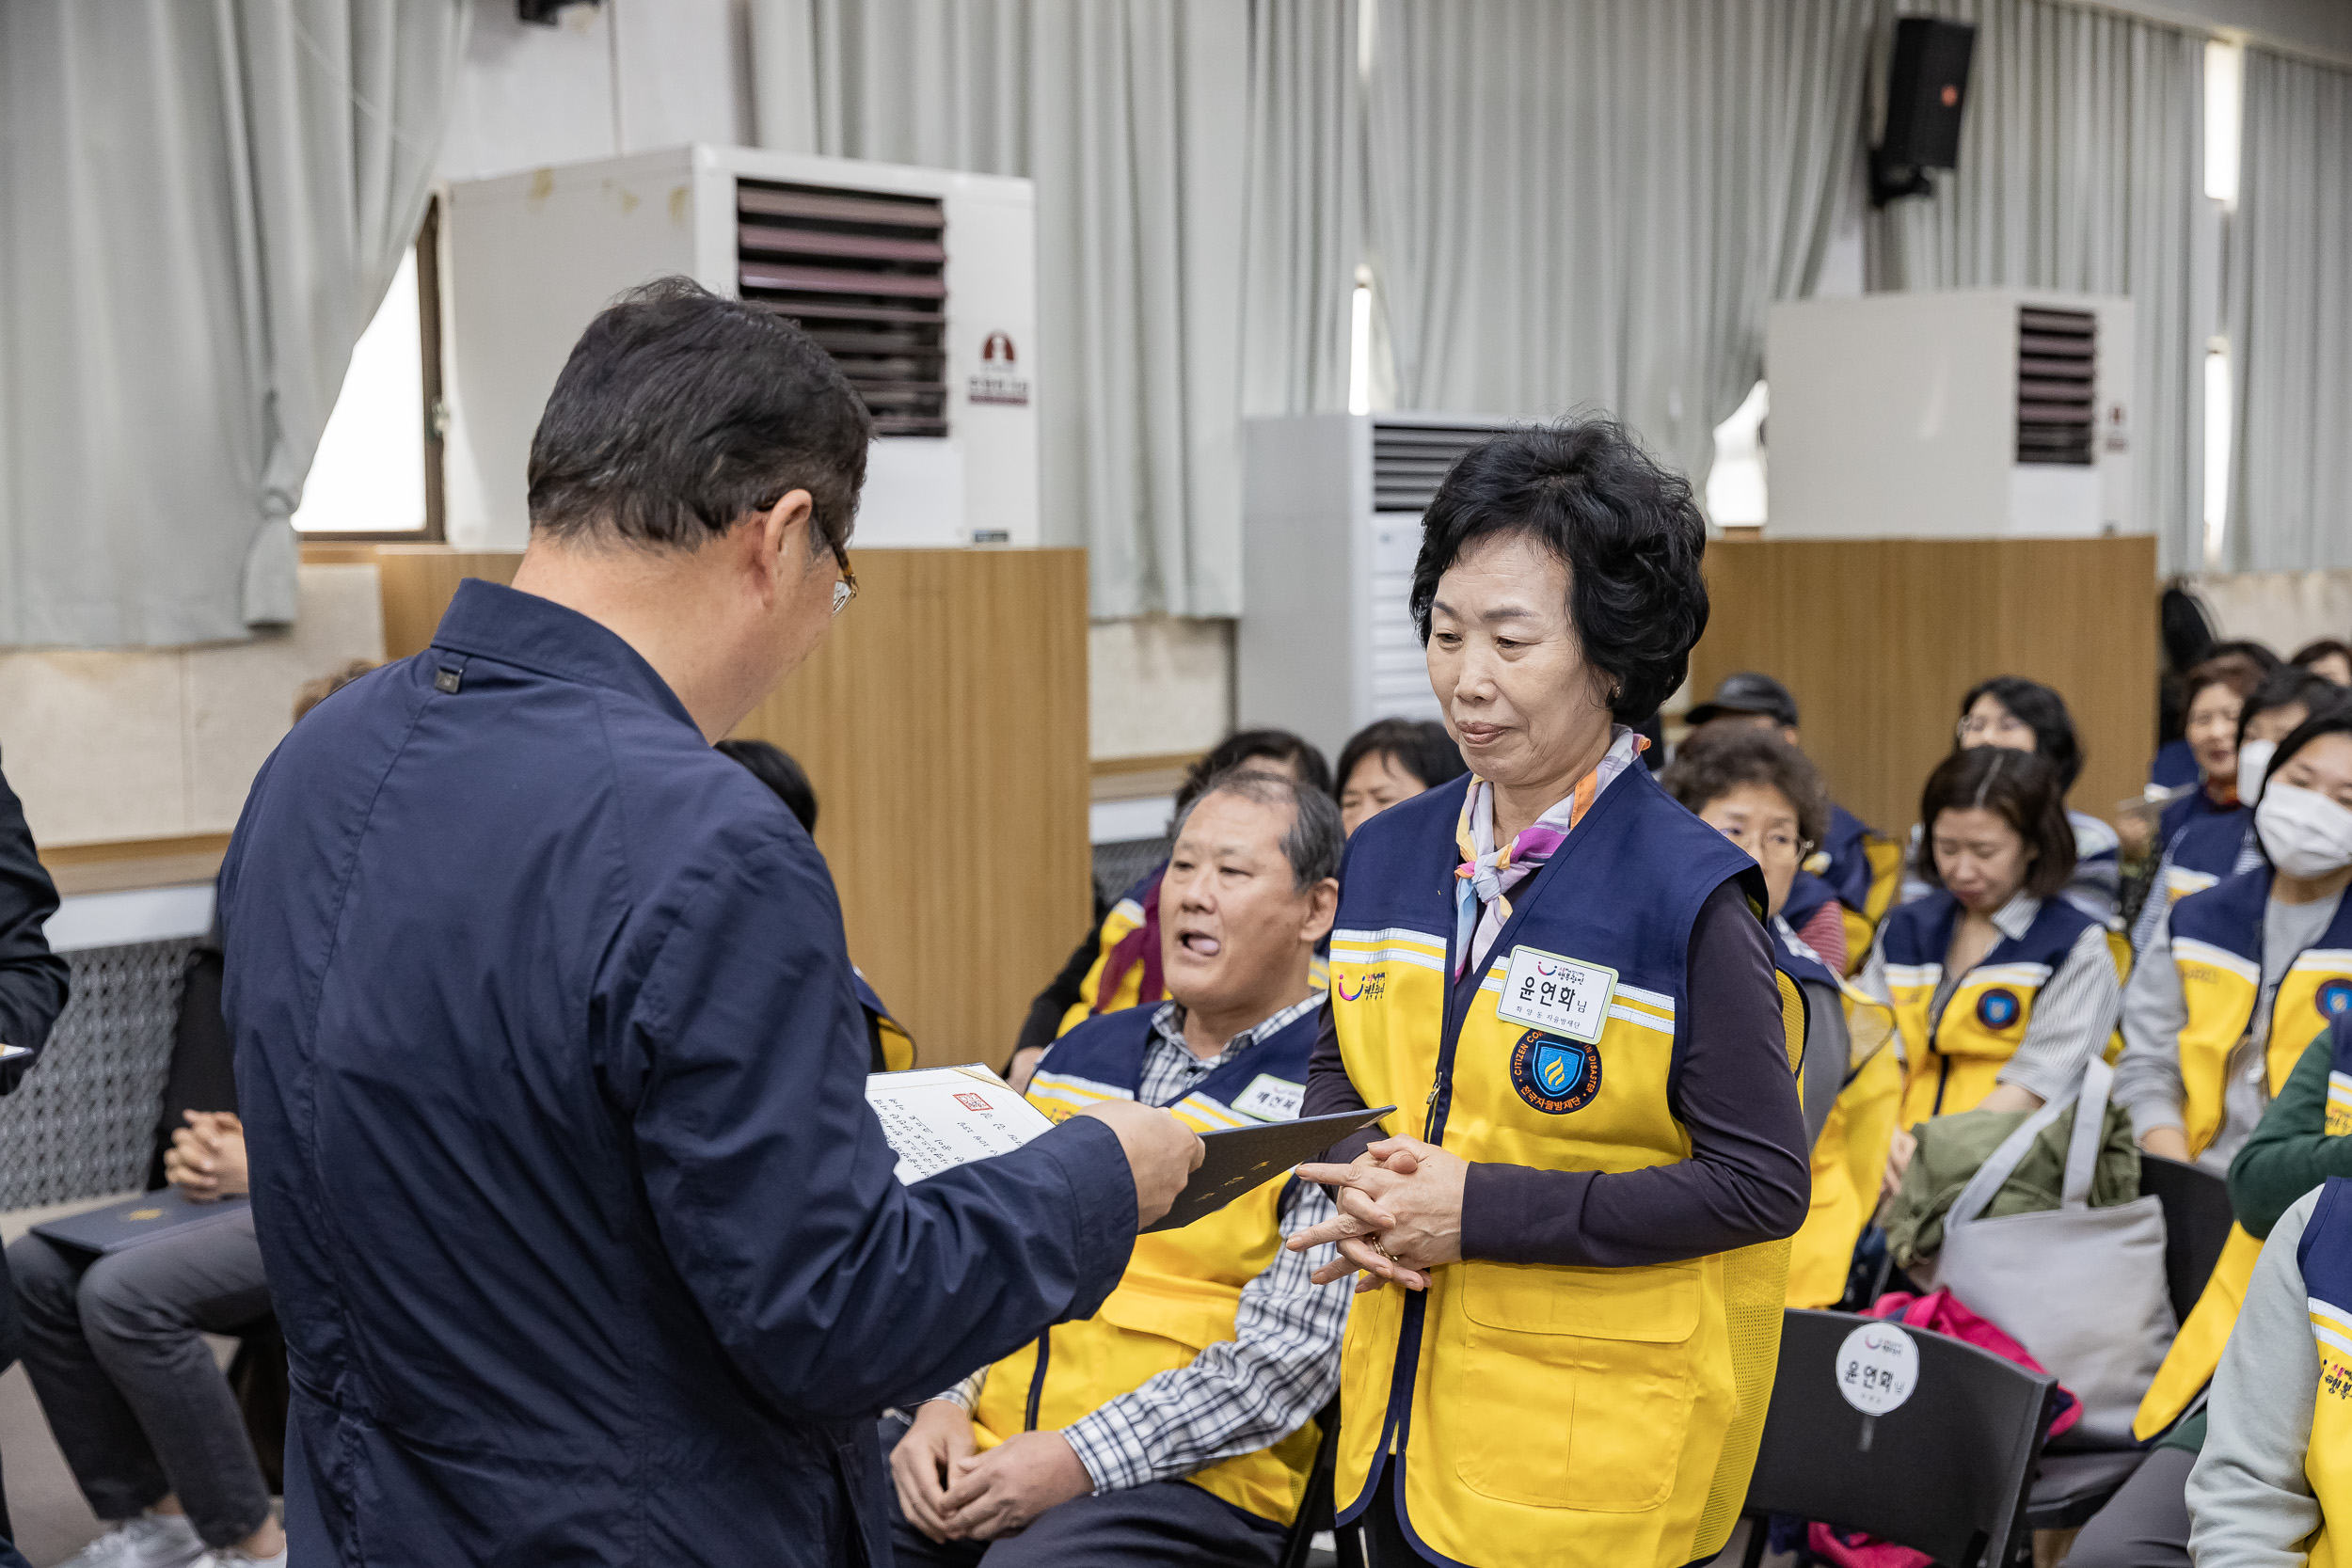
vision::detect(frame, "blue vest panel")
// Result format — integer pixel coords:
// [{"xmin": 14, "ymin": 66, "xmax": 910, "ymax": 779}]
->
[
  {"xmin": 1040, "ymin": 1000, "xmax": 1319, "ymax": 1110},
  {"xmin": 1879, "ymin": 888, "xmax": 2100, "ymax": 975}
]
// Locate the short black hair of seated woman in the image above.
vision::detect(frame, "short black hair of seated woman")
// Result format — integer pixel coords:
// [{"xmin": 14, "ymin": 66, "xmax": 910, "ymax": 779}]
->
[
  {"xmin": 1177, "ymin": 728, "xmax": 1335, "ymax": 812},
  {"xmin": 1914, "ymin": 746, "xmax": 2076, "ymax": 903},
  {"xmin": 2245, "ymin": 701, "xmax": 2352, "ymax": 813},
  {"xmin": 2291, "ymin": 638, "xmax": 2352, "ymax": 681},
  {"xmin": 1658, "ymin": 724, "xmax": 1829, "ymax": 852},
  {"xmin": 1335, "ymin": 719, "xmax": 1467, "ymax": 801},
  {"xmin": 716, "ymin": 738, "xmax": 818, "ymax": 834},
  {"xmin": 2237, "ymin": 665, "xmax": 2350, "ymax": 752},
  {"xmin": 1409, "ymin": 419, "xmax": 1709, "ymax": 725},
  {"xmin": 1956, "ymin": 674, "xmax": 2085, "ymax": 794}
]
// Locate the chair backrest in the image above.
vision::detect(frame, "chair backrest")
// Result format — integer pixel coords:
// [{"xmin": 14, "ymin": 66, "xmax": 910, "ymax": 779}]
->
[
  {"xmin": 1744, "ymin": 1309, "xmax": 2056, "ymax": 1568},
  {"xmin": 2138, "ymin": 1154, "xmax": 2235, "ymax": 1324}
]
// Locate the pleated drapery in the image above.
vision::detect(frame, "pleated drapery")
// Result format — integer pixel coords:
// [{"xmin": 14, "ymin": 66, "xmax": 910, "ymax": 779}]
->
[
  {"xmin": 0, "ymin": 0, "xmax": 468, "ymax": 647},
  {"xmin": 1362, "ymin": 0, "xmax": 1875, "ymax": 493},
  {"xmin": 2223, "ymin": 49, "xmax": 2352, "ymax": 573},
  {"xmin": 1865, "ymin": 0, "xmax": 2205, "ymax": 571},
  {"xmin": 763, "ymin": 0, "xmax": 1360, "ymax": 619}
]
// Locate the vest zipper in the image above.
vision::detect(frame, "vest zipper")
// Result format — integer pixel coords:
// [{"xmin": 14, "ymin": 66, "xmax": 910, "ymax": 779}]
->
[
  {"xmin": 1023, "ymin": 1332, "xmax": 1051, "ymax": 1431},
  {"xmin": 1931, "ymin": 1054, "xmax": 1951, "ymax": 1117}
]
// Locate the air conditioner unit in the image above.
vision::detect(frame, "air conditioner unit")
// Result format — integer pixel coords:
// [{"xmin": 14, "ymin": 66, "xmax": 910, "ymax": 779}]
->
[
  {"xmin": 440, "ymin": 145, "xmax": 1039, "ymax": 550},
  {"xmin": 1765, "ymin": 289, "xmax": 2136, "ymax": 538},
  {"xmin": 1237, "ymin": 413, "xmax": 1515, "ymax": 764}
]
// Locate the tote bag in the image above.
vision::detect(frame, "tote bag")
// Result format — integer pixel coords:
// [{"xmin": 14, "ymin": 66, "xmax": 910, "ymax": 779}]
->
[{"xmin": 1915, "ymin": 1055, "xmax": 2174, "ymax": 1446}]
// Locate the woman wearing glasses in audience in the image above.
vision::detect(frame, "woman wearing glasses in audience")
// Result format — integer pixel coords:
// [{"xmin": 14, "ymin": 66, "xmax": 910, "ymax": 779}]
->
[
  {"xmin": 1905, "ymin": 675, "xmax": 2122, "ymax": 923},
  {"xmin": 1292, "ymin": 420, "xmax": 1809, "ymax": 1568},
  {"xmin": 1661, "ymin": 727, "xmax": 1901, "ymax": 1310},
  {"xmin": 1863, "ymin": 748, "xmax": 2121, "ymax": 1188}
]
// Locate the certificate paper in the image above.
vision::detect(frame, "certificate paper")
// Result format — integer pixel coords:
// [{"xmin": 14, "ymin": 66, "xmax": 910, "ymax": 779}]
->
[{"xmin": 866, "ymin": 1063, "xmax": 1057, "ymax": 1184}]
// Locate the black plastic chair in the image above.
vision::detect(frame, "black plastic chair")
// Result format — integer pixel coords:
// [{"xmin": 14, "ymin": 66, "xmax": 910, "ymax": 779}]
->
[
  {"xmin": 1279, "ymin": 1397, "xmax": 1359, "ymax": 1568},
  {"xmin": 2019, "ymin": 1153, "xmax": 2235, "ymax": 1533},
  {"xmin": 1739, "ymin": 1309, "xmax": 2056, "ymax": 1568}
]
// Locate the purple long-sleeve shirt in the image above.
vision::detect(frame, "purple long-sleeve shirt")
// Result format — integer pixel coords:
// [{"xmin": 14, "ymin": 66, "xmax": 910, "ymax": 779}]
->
[{"xmin": 1302, "ymin": 879, "xmax": 1810, "ymax": 1267}]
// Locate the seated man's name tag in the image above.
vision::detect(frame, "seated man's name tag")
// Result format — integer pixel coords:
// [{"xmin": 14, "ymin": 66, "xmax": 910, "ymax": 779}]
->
[
  {"xmin": 1229, "ymin": 1073, "xmax": 1304, "ymax": 1122},
  {"xmin": 1497, "ymin": 944, "xmax": 1616, "ymax": 1044}
]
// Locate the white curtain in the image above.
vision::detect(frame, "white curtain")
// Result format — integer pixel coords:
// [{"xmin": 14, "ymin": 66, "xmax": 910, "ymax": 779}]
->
[
  {"xmin": 0, "ymin": 0, "xmax": 467, "ymax": 648},
  {"xmin": 1363, "ymin": 0, "xmax": 1875, "ymax": 491},
  {"xmin": 1866, "ymin": 0, "xmax": 2204, "ymax": 572},
  {"xmin": 2222, "ymin": 49, "xmax": 2352, "ymax": 573},
  {"xmin": 752, "ymin": 0, "xmax": 1355, "ymax": 618}
]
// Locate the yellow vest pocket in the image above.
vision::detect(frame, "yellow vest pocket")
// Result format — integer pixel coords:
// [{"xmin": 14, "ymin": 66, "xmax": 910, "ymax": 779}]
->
[{"xmin": 1453, "ymin": 1262, "xmax": 1703, "ymax": 1512}]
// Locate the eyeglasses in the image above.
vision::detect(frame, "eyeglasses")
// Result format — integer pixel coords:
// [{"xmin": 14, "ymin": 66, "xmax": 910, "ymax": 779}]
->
[
  {"xmin": 830, "ymin": 543, "xmax": 858, "ymax": 617},
  {"xmin": 1714, "ymin": 824, "xmax": 1813, "ymax": 864}
]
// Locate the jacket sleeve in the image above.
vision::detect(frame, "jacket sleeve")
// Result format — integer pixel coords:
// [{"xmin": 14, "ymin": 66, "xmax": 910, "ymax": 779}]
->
[
  {"xmin": 2228, "ymin": 1030, "xmax": 2352, "ymax": 1240},
  {"xmin": 624, "ymin": 832, "xmax": 1139, "ymax": 1420},
  {"xmin": 0, "ymin": 762, "xmax": 69, "ymax": 1085}
]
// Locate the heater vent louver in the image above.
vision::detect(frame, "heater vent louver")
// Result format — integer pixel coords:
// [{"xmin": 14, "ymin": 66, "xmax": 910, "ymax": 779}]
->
[{"xmin": 2016, "ymin": 307, "xmax": 2096, "ymax": 466}]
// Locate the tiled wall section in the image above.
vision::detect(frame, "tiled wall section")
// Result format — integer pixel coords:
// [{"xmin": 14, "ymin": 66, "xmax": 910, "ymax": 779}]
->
[
  {"xmin": 0, "ymin": 565, "xmax": 386, "ymax": 847},
  {"xmin": 1089, "ymin": 615, "xmax": 1232, "ymax": 760}
]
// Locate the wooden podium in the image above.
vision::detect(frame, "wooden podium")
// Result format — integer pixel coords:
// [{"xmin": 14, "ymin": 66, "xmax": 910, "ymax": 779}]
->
[
  {"xmin": 1691, "ymin": 535, "xmax": 2157, "ymax": 839},
  {"xmin": 368, "ymin": 545, "xmax": 1091, "ymax": 1068}
]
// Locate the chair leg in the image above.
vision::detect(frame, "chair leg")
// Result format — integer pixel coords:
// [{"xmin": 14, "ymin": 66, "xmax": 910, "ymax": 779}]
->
[
  {"xmin": 1740, "ymin": 1514, "xmax": 1769, "ymax": 1568},
  {"xmin": 1336, "ymin": 1520, "xmax": 1365, "ymax": 1568}
]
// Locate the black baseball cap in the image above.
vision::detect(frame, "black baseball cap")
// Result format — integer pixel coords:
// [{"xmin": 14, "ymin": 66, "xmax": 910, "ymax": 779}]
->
[{"xmin": 1687, "ymin": 672, "xmax": 1800, "ymax": 730}]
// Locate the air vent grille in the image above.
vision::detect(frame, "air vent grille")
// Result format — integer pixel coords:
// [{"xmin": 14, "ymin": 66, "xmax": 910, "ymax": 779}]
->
[
  {"xmin": 736, "ymin": 180, "xmax": 949, "ymax": 437},
  {"xmin": 2016, "ymin": 307, "xmax": 2095, "ymax": 466},
  {"xmin": 1372, "ymin": 420, "xmax": 1510, "ymax": 513}
]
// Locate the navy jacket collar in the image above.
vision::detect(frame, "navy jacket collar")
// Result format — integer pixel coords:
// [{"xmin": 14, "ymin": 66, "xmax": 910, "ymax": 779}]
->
[{"xmin": 429, "ymin": 578, "xmax": 697, "ymax": 733}]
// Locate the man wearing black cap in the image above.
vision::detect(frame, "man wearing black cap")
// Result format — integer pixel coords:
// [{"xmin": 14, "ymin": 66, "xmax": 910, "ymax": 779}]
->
[{"xmin": 1685, "ymin": 673, "xmax": 1899, "ymax": 973}]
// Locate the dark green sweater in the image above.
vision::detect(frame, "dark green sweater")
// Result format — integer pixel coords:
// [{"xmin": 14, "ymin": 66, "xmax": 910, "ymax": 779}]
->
[{"xmin": 2161, "ymin": 1028, "xmax": 2352, "ymax": 1453}]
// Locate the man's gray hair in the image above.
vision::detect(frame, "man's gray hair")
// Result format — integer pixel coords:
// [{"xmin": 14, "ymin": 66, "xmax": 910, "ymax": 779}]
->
[{"xmin": 1169, "ymin": 766, "xmax": 1344, "ymax": 891}]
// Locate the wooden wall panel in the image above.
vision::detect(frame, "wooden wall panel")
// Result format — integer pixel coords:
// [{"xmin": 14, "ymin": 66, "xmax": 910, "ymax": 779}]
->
[
  {"xmin": 1692, "ymin": 536, "xmax": 2157, "ymax": 840},
  {"xmin": 365, "ymin": 546, "xmax": 1091, "ymax": 1069}
]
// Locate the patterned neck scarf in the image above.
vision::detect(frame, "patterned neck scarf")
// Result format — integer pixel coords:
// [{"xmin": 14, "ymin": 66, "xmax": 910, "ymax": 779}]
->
[{"xmin": 1453, "ymin": 726, "xmax": 1644, "ymax": 978}]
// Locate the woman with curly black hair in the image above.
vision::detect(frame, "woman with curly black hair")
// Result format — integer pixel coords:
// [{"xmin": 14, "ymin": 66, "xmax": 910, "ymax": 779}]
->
[{"xmin": 1292, "ymin": 420, "xmax": 1809, "ymax": 1568}]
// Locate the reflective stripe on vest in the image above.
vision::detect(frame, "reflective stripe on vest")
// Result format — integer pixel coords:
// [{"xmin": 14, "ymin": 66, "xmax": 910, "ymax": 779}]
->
[
  {"xmin": 1880, "ymin": 891, "xmax": 2102, "ymax": 1127},
  {"xmin": 980, "ymin": 1003, "xmax": 1322, "ymax": 1526},
  {"xmin": 2300, "ymin": 1178, "xmax": 2352, "ymax": 1568},
  {"xmin": 2136, "ymin": 1015, "xmax": 2352, "ymax": 1439},
  {"xmin": 1327, "ymin": 768, "xmax": 1789, "ymax": 1568}
]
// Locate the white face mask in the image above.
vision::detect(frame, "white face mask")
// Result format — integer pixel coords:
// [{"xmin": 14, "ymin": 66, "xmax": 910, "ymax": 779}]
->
[
  {"xmin": 2238, "ymin": 738, "xmax": 2279, "ymax": 804},
  {"xmin": 2256, "ymin": 784, "xmax": 2352, "ymax": 879}
]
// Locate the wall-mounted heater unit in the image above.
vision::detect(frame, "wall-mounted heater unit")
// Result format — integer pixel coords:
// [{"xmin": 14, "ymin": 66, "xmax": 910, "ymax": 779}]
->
[
  {"xmin": 1237, "ymin": 413, "xmax": 1517, "ymax": 764},
  {"xmin": 1764, "ymin": 289, "xmax": 2136, "ymax": 539},
  {"xmin": 440, "ymin": 145, "xmax": 1038, "ymax": 550}
]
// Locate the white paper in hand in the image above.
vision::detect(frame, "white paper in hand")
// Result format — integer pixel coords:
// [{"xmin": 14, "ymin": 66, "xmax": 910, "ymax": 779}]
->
[{"xmin": 866, "ymin": 1064, "xmax": 1056, "ymax": 1184}]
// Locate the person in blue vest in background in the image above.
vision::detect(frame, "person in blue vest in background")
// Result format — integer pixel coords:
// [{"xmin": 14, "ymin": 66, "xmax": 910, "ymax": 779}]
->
[{"xmin": 215, "ymin": 278, "xmax": 1200, "ymax": 1567}]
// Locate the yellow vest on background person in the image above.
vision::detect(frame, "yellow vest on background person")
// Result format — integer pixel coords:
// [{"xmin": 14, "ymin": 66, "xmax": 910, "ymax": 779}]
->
[
  {"xmin": 1877, "ymin": 889, "xmax": 2110, "ymax": 1127},
  {"xmin": 2296, "ymin": 1177, "xmax": 2352, "ymax": 1568},
  {"xmin": 2133, "ymin": 870, "xmax": 2352, "ymax": 1438},
  {"xmin": 976, "ymin": 1002, "xmax": 1324, "ymax": 1527},
  {"xmin": 852, "ymin": 969, "xmax": 915, "ymax": 1072},
  {"xmin": 1772, "ymin": 912, "xmax": 1900, "ymax": 1308},
  {"xmin": 1328, "ymin": 770, "xmax": 1798, "ymax": 1568}
]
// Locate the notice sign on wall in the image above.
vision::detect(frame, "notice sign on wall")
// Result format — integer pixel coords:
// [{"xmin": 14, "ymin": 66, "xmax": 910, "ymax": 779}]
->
[{"xmin": 968, "ymin": 329, "xmax": 1030, "ymax": 405}]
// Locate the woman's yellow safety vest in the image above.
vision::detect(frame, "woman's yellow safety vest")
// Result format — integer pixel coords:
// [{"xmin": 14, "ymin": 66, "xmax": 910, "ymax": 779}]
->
[
  {"xmin": 1876, "ymin": 890, "xmax": 2109, "ymax": 1128},
  {"xmin": 1327, "ymin": 769, "xmax": 1796, "ymax": 1568},
  {"xmin": 2134, "ymin": 871, "xmax": 2352, "ymax": 1437},
  {"xmin": 1772, "ymin": 921, "xmax": 1901, "ymax": 1308},
  {"xmin": 979, "ymin": 1002, "xmax": 1325, "ymax": 1526},
  {"xmin": 2297, "ymin": 1177, "xmax": 2352, "ymax": 1568}
]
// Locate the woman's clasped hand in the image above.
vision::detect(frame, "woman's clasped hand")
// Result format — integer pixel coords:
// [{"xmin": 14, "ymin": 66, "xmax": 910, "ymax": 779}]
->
[{"xmin": 1288, "ymin": 1134, "xmax": 1468, "ymax": 1292}]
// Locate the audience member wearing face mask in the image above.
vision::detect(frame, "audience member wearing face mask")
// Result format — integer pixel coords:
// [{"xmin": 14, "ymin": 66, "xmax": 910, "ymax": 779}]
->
[
  {"xmin": 1661, "ymin": 726, "xmax": 1902, "ymax": 1309},
  {"xmin": 1900, "ymin": 675, "xmax": 2122, "ymax": 924},
  {"xmin": 2131, "ymin": 666, "xmax": 2349, "ymax": 956},
  {"xmin": 1333, "ymin": 719, "xmax": 1465, "ymax": 838},
  {"xmin": 1862, "ymin": 748, "xmax": 2122, "ymax": 1195}
]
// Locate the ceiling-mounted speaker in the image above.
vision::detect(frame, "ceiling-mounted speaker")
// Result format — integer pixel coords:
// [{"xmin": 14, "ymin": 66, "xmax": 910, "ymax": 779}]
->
[{"xmin": 1872, "ymin": 17, "xmax": 1978, "ymax": 205}]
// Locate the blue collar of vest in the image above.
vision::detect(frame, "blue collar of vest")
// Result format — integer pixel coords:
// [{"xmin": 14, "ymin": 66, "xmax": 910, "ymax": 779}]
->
[
  {"xmin": 1041, "ymin": 1002, "xmax": 1320, "ymax": 1108},
  {"xmin": 2169, "ymin": 809, "xmax": 2254, "ymax": 878},
  {"xmin": 2296, "ymin": 1174, "xmax": 2352, "ymax": 1302},
  {"xmin": 1883, "ymin": 886, "xmax": 2097, "ymax": 970},
  {"xmin": 2173, "ymin": 864, "xmax": 2352, "ymax": 968}
]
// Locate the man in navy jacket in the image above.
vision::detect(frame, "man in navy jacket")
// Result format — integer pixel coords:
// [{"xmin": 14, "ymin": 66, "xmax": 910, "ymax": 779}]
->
[{"xmin": 217, "ymin": 279, "xmax": 1199, "ymax": 1565}]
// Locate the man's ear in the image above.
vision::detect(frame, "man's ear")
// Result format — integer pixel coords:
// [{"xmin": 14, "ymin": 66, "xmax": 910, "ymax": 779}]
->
[
  {"xmin": 752, "ymin": 489, "xmax": 817, "ymax": 592},
  {"xmin": 1302, "ymin": 878, "xmax": 1340, "ymax": 946}
]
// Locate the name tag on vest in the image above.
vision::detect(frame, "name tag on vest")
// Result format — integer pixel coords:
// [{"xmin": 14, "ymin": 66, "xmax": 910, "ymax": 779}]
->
[
  {"xmin": 1230, "ymin": 1074, "xmax": 1305, "ymax": 1122},
  {"xmin": 1497, "ymin": 945, "xmax": 1618, "ymax": 1044}
]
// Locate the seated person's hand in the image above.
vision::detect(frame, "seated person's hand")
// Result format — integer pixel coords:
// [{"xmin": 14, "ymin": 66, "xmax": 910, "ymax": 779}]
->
[
  {"xmin": 2139, "ymin": 1124, "xmax": 2192, "ymax": 1164},
  {"xmin": 1292, "ymin": 1135, "xmax": 1468, "ymax": 1291},
  {"xmin": 891, "ymin": 1400, "xmax": 978, "ymax": 1544},
  {"xmin": 939, "ymin": 1429, "xmax": 1093, "ymax": 1541},
  {"xmin": 1881, "ymin": 1126, "xmax": 1918, "ymax": 1203},
  {"xmin": 1007, "ymin": 1045, "xmax": 1045, "ymax": 1096},
  {"xmin": 164, "ymin": 1110, "xmax": 249, "ymax": 1203}
]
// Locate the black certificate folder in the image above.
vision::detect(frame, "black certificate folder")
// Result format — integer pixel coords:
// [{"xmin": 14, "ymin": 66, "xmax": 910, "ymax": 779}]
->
[
  {"xmin": 32, "ymin": 1189, "xmax": 250, "ymax": 1257},
  {"xmin": 1143, "ymin": 1106, "xmax": 1397, "ymax": 1233}
]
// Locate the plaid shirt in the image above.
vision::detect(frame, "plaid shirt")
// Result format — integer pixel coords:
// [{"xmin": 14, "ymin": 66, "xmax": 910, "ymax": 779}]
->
[{"xmin": 942, "ymin": 993, "xmax": 1346, "ymax": 1494}]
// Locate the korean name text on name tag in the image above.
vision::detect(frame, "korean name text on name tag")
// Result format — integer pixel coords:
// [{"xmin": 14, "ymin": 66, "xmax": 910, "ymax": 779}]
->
[{"xmin": 1496, "ymin": 944, "xmax": 1618, "ymax": 1043}]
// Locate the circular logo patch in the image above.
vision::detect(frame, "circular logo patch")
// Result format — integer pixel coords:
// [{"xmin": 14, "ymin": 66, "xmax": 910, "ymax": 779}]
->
[
  {"xmin": 1510, "ymin": 1029, "xmax": 1601, "ymax": 1115},
  {"xmin": 1976, "ymin": 989, "xmax": 2023, "ymax": 1030},
  {"xmin": 2319, "ymin": 979, "xmax": 2352, "ymax": 1021}
]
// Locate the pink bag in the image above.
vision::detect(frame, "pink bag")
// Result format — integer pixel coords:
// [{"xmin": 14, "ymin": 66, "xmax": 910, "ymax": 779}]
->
[{"xmin": 1804, "ymin": 1290, "xmax": 2080, "ymax": 1568}]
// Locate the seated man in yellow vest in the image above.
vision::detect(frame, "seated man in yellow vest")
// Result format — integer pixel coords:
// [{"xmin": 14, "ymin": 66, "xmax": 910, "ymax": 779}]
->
[{"xmin": 884, "ymin": 768, "xmax": 1347, "ymax": 1565}]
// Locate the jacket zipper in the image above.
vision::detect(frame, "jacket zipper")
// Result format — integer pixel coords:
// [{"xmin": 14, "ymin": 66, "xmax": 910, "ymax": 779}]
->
[{"xmin": 1023, "ymin": 1332, "xmax": 1051, "ymax": 1431}]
